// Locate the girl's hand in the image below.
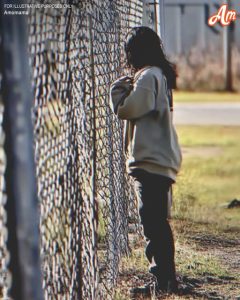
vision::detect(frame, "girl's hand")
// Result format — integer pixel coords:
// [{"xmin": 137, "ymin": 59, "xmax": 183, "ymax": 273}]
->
[{"xmin": 118, "ymin": 76, "xmax": 133, "ymax": 84}]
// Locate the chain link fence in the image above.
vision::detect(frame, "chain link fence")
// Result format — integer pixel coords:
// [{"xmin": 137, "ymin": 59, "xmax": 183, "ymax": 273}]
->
[
  {"xmin": 27, "ymin": 0, "xmax": 142, "ymax": 299},
  {"xmin": 0, "ymin": 53, "xmax": 10, "ymax": 298},
  {"xmin": 0, "ymin": 0, "xmax": 144, "ymax": 298}
]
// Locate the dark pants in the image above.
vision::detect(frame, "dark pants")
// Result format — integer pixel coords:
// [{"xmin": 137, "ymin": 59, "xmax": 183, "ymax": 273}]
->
[{"xmin": 131, "ymin": 169, "xmax": 176, "ymax": 284}]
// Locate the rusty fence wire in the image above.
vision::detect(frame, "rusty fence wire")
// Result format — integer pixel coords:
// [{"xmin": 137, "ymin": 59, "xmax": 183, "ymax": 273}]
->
[{"xmin": 27, "ymin": 0, "xmax": 142, "ymax": 299}]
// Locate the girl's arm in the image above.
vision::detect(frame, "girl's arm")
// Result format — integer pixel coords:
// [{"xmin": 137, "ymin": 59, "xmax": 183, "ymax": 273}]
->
[
  {"xmin": 109, "ymin": 76, "xmax": 133, "ymax": 114},
  {"xmin": 110, "ymin": 70, "xmax": 158, "ymax": 120}
]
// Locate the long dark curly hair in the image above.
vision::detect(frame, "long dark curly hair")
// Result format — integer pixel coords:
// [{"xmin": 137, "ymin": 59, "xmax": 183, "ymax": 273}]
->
[{"xmin": 124, "ymin": 26, "xmax": 177, "ymax": 89}]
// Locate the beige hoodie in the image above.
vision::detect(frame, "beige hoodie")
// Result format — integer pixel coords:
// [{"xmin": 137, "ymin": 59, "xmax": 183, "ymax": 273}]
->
[{"xmin": 110, "ymin": 66, "xmax": 182, "ymax": 181}]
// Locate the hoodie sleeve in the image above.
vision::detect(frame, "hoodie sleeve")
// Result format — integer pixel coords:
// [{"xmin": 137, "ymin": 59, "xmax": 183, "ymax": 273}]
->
[
  {"xmin": 109, "ymin": 76, "xmax": 133, "ymax": 114},
  {"xmin": 110, "ymin": 69, "xmax": 158, "ymax": 120}
]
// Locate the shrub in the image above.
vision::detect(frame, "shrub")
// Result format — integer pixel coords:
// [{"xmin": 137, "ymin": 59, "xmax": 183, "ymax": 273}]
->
[{"xmin": 172, "ymin": 45, "xmax": 240, "ymax": 92}]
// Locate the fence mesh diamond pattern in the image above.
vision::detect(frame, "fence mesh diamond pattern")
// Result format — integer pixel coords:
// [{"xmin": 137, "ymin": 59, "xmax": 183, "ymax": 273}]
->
[
  {"xmin": 0, "ymin": 46, "xmax": 10, "ymax": 298},
  {"xmin": 27, "ymin": 1, "xmax": 142, "ymax": 299}
]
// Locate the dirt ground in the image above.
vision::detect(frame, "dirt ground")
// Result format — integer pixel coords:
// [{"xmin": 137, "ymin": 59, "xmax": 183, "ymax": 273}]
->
[{"xmin": 116, "ymin": 220, "xmax": 240, "ymax": 300}]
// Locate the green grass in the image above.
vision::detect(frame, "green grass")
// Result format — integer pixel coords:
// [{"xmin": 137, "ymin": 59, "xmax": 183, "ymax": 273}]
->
[
  {"xmin": 174, "ymin": 91, "xmax": 240, "ymax": 103},
  {"xmin": 173, "ymin": 125, "xmax": 240, "ymax": 229},
  {"xmin": 175, "ymin": 240, "xmax": 230, "ymax": 278},
  {"xmin": 120, "ymin": 248, "xmax": 148, "ymax": 273},
  {"xmin": 113, "ymin": 125, "xmax": 240, "ymax": 299}
]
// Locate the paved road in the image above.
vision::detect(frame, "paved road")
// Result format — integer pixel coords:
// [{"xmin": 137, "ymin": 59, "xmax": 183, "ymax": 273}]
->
[{"xmin": 174, "ymin": 103, "xmax": 240, "ymax": 126}]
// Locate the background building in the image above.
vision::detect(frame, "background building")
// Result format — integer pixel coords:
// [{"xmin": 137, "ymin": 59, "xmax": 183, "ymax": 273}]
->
[
  {"xmin": 164, "ymin": 0, "xmax": 239, "ymax": 55},
  {"xmin": 163, "ymin": 0, "xmax": 240, "ymax": 91}
]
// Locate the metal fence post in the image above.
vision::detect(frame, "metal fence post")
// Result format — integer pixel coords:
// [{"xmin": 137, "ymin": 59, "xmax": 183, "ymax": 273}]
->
[
  {"xmin": 223, "ymin": 0, "xmax": 233, "ymax": 91},
  {"xmin": 142, "ymin": 0, "xmax": 156, "ymax": 30},
  {"xmin": 142, "ymin": 0, "xmax": 165, "ymax": 38},
  {"xmin": 158, "ymin": 0, "xmax": 165, "ymax": 40},
  {"xmin": 0, "ymin": 1, "xmax": 43, "ymax": 299}
]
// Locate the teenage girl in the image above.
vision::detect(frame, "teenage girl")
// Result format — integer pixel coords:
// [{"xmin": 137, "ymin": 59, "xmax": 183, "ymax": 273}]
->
[{"xmin": 110, "ymin": 26, "xmax": 182, "ymax": 294}]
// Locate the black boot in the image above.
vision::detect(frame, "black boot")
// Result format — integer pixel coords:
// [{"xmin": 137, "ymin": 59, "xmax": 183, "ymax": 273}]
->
[
  {"xmin": 130, "ymin": 281, "xmax": 157, "ymax": 297},
  {"xmin": 149, "ymin": 266, "xmax": 178, "ymax": 293}
]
